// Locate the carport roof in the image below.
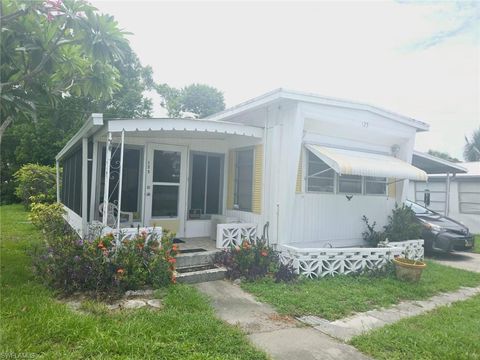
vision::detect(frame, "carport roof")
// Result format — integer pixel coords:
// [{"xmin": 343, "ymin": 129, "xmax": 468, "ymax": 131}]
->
[{"xmin": 412, "ymin": 151, "xmax": 467, "ymax": 175}]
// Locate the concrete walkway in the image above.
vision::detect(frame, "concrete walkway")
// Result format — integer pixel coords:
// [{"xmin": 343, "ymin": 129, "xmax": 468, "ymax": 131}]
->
[
  {"xmin": 195, "ymin": 280, "xmax": 370, "ymax": 360},
  {"xmin": 300, "ymin": 285, "xmax": 480, "ymax": 342},
  {"xmin": 429, "ymin": 251, "xmax": 480, "ymax": 273}
]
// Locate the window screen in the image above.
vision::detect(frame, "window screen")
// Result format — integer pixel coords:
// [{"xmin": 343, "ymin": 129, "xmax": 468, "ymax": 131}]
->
[{"xmin": 338, "ymin": 175, "xmax": 362, "ymax": 194}]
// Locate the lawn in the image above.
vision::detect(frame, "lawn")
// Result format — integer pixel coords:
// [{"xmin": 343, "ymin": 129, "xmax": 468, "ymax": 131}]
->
[
  {"xmin": 242, "ymin": 260, "xmax": 480, "ymax": 321},
  {"xmin": 474, "ymin": 234, "xmax": 480, "ymax": 254},
  {"xmin": 0, "ymin": 204, "xmax": 266, "ymax": 359},
  {"xmin": 350, "ymin": 295, "xmax": 480, "ymax": 359}
]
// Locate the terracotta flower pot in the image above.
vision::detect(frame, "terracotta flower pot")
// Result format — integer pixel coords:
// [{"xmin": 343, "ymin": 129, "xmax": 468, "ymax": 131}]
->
[{"xmin": 393, "ymin": 257, "xmax": 427, "ymax": 282}]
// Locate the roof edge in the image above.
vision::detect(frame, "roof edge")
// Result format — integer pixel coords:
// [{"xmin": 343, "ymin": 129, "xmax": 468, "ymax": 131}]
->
[{"xmin": 204, "ymin": 88, "xmax": 430, "ymax": 131}]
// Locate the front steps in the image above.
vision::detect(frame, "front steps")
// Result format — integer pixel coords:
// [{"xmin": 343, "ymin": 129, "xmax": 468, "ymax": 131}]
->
[{"xmin": 176, "ymin": 249, "xmax": 227, "ymax": 284}]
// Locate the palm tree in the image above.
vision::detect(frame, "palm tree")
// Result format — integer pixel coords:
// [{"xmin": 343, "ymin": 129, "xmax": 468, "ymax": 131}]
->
[{"xmin": 464, "ymin": 128, "xmax": 480, "ymax": 161}]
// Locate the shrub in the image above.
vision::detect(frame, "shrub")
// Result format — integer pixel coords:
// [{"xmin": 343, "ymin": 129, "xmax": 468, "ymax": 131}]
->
[
  {"xmin": 32, "ymin": 229, "xmax": 178, "ymax": 299},
  {"xmin": 274, "ymin": 262, "xmax": 298, "ymax": 283},
  {"xmin": 361, "ymin": 215, "xmax": 386, "ymax": 246},
  {"xmin": 215, "ymin": 239, "xmax": 296, "ymax": 282},
  {"xmin": 384, "ymin": 203, "xmax": 422, "ymax": 241},
  {"xmin": 14, "ymin": 164, "xmax": 57, "ymax": 208},
  {"xmin": 29, "ymin": 202, "xmax": 67, "ymax": 238},
  {"xmin": 362, "ymin": 203, "xmax": 422, "ymax": 245}
]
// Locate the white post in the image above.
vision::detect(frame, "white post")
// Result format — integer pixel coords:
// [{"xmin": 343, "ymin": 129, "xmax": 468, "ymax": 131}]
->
[
  {"xmin": 89, "ymin": 141, "xmax": 98, "ymax": 222},
  {"xmin": 56, "ymin": 160, "xmax": 60, "ymax": 202},
  {"xmin": 116, "ymin": 130, "xmax": 125, "ymax": 243},
  {"xmin": 102, "ymin": 132, "xmax": 112, "ymax": 226},
  {"xmin": 445, "ymin": 172, "xmax": 451, "ymax": 216},
  {"xmin": 82, "ymin": 138, "xmax": 89, "ymax": 236}
]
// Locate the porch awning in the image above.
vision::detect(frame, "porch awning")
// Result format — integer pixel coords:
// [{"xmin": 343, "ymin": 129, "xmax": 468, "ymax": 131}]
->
[{"xmin": 305, "ymin": 144, "xmax": 428, "ymax": 181}]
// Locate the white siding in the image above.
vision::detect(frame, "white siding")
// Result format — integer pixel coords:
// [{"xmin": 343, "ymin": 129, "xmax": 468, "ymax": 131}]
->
[{"xmin": 291, "ymin": 193, "xmax": 396, "ymax": 247}]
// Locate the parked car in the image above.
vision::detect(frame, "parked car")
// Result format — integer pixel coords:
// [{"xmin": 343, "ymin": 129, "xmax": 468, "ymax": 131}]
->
[{"xmin": 405, "ymin": 200, "xmax": 475, "ymax": 253}]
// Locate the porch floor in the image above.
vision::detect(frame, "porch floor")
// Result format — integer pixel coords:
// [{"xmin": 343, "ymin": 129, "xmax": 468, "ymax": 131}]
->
[{"xmin": 177, "ymin": 237, "xmax": 218, "ymax": 252}]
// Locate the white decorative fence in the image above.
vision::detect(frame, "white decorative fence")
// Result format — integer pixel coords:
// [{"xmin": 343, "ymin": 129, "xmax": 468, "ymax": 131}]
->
[
  {"xmin": 279, "ymin": 239, "xmax": 424, "ymax": 278},
  {"xmin": 94, "ymin": 224, "xmax": 163, "ymax": 244},
  {"xmin": 216, "ymin": 223, "xmax": 257, "ymax": 248}
]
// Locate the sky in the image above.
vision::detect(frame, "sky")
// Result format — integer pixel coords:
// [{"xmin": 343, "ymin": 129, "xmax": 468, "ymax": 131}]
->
[{"xmin": 92, "ymin": 0, "xmax": 479, "ymax": 160}]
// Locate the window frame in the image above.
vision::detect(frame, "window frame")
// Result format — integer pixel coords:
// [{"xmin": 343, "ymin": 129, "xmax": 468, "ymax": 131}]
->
[
  {"xmin": 234, "ymin": 147, "xmax": 255, "ymax": 212},
  {"xmin": 364, "ymin": 176, "xmax": 388, "ymax": 196},
  {"xmin": 306, "ymin": 150, "xmax": 336, "ymax": 193},
  {"xmin": 304, "ymin": 150, "xmax": 390, "ymax": 197}
]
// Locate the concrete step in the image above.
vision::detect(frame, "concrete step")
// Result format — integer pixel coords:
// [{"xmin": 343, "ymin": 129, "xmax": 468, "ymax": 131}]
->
[
  {"xmin": 176, "ymin": 250, "xmax": 219, "ymax": 268},
  {"xmin": 176, "ymin": 265, "xmax": 227, "ymax": 284}
]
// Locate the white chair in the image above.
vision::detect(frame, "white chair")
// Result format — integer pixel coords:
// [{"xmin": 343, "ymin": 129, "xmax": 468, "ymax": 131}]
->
[{"xmin": 98, "ymin": 202, "xmax": 134, "ymax": 227}]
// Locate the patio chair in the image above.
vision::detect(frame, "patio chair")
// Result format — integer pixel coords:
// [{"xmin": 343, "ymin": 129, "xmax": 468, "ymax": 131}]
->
[{"xmin": 98, "ymin": 202, "xmax": 134, "ymax": 227}]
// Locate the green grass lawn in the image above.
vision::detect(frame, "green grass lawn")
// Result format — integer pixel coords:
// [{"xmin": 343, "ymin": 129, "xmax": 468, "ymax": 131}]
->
[
  {"xmin": 242, "ymin": 260, "xmax": 480, "ymax": 321},
  {"xmin": 351, "ymin": 295, "xmax": 480, "ymax": 359},
  {"xmin": 0, "ymin": 204, "xmax": 266, "ymax": 359}
]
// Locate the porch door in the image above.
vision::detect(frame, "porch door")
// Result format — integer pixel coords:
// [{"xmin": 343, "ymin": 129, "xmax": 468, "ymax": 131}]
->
[{"xmin": 144, "ymin": 144, "xmax": 187, "ymax": 237}]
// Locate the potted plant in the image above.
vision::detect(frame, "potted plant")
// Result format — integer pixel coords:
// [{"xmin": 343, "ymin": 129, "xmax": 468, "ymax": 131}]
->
[{"xmin": 393, "ymin": 256, "xmax": 427, "ymax": 282}]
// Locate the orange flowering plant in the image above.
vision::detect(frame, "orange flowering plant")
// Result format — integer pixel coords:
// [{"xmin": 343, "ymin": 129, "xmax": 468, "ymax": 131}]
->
[
  {"xmin": 33, "ymin": 227, "xmax": 178, "ymax": 299},
  {"xmin": 215, "ymin": 238, "xmax": 280, "ymax": 281}
]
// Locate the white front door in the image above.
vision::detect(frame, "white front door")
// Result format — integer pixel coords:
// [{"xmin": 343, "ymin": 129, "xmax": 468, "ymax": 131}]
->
[{"xmin": 144, "ymin": 144, "xmax": 187, "ymax": 237}]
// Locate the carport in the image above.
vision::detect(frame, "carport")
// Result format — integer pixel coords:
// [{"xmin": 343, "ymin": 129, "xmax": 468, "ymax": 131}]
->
[{"xmin": 411, "ymin": 151, "xmax": 468, "ymax": 215}]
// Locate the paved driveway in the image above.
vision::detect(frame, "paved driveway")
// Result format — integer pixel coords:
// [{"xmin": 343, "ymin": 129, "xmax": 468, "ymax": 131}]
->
[{"xmin": 428, "ymin": 251, "xmax": 480, "ymax": 273}]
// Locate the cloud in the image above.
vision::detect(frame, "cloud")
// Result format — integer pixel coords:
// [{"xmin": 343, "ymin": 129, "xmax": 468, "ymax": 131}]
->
[{"xmin": 399, "ymin": 1, "xmax": 479, "ymax": 50}]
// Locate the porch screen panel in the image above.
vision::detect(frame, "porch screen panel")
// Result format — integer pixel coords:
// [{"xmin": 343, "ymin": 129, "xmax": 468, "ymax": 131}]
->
[
  {"xmin": 206, "ymin": 155, "xmax": 221, "ymax": 214},
  {"xmin": 235, "ymin": 149, "xmax": 254, "ymax": 211},
  {"xmin": 60, "ymin": 146, "xmax": 82, "ymax": 215},
  {"xmin": 190, "ymin": 154, "xmax": 207, "ymax": 213},
  {"xmin": 100, "ymin": 147, "xmax": 142, "ymax": 219},
  {"xmin": 189, "ymin": 153, "xmax": 222, "ymax": 218}
]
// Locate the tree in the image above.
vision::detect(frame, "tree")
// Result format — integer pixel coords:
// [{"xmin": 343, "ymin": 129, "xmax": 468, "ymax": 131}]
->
[
  {"xmin": 156, "ymin": 83, "xmax": 225, "ymax": 118},
  {"xmin": 0, "ymin": 0, "xmax": 154, "ymax": 204},
  {"xmin": 464, "ymin": 128, "xmax": 480, "ymax": 161},
  {"xmin": 427, "ymin": 150, "xmax": 460, "ymax": 163},
  {"xmin": 0, "ymin": 0, "xmax": 129, "ymax": 144}
]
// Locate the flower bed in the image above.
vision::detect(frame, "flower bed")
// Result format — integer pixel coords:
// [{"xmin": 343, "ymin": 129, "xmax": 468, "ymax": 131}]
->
[{"xmin": 33, "ymin": 228, "xmax": 178, "ymax": 299}]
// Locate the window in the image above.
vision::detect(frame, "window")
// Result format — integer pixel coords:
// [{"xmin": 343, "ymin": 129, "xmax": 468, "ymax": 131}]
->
[
  {"xmin": 459, "ymin": 181, "xmax": 480, "ymax": 214},
  {"xmin": 189, "ymin": 152, "xmax": 223, "ymax": 219},
  {"xmin": 234, "ymin": 148, "xmax": 254, "ymax": 211},
  {"xmin": 307, "ymin": 151, "xmax": 335, "ymax": 192},
  {"xmin": 365, "ymin": 177, "xmax": 387, "ymax": 195},
  {"xmin": 338, "ymin": 175, "xmax": 362, "ymax": 194}
]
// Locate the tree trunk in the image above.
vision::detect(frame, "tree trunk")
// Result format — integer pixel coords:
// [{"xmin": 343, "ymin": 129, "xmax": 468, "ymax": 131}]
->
[{"xmin": 0, "ymin": 116, "xmax": 13, "ymax": 146}]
